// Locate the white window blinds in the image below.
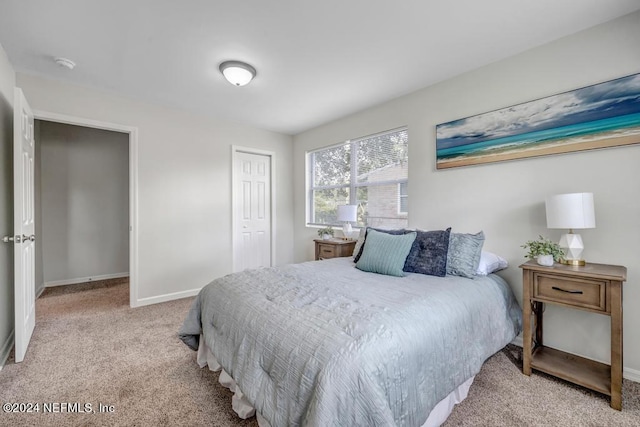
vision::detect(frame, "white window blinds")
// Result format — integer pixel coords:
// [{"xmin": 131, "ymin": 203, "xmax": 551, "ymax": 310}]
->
[{"xmin": 307, "ymin": 127, "xmax": 408, "ymax": 228}]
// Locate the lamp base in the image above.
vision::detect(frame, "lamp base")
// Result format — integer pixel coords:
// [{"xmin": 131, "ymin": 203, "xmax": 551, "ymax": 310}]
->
[
  {"xmin": 559, "ymin": 232, "xmax": 586, "ymax": 267},
  {"xmin": 561, "ymin": 259, "xmax": 586, "ymax": 266},
  {"xmin": 342, "ymin": 222, "xmax": 353, "ymax": 240}
]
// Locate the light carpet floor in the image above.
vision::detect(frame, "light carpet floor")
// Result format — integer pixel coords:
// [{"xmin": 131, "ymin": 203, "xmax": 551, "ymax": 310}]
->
[{"xmin": 0, "ymin": 279, "xmax": 638, "ymax": 426}]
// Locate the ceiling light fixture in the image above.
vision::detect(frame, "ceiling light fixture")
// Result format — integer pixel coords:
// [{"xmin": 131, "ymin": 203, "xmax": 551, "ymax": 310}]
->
[
  {"xmin": 54, "ymin": 57, "xmax": 76, "ymax": 70},
  {"xmin": 219, "ymin": 61, "xmax": 256, "ymax": 87}
]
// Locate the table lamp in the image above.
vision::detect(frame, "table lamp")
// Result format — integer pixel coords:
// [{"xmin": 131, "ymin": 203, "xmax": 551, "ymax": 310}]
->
[
  {"xmin": 337, "ymin": 204, "xmax": 357, "ymax": 240},
  {"xmin": 545, "ymin": 192, "xmax": 596, "ymax": 266}
]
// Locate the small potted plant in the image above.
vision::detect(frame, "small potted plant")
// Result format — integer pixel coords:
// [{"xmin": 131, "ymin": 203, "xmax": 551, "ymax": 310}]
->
[
  {"xmin": 522, "ymin": 235, "xmax": 564, "ymax": 266},
  {"xmin": 317, "ymin": 226, "xmax": 334, "ymax": 240}
]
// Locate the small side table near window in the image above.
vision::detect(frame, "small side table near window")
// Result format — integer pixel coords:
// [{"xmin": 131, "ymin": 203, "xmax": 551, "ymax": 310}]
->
[
  {"xmin": 520, "ymin": 260, "xmax": 627, "ymax": 410},
  {"xmin": 314, "ymin": 239, "xmax": 356, "ymax": 260}
]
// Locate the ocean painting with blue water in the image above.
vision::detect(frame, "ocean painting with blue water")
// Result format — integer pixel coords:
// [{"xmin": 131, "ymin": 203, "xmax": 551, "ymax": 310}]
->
[{"xmin": 436, "ymin": 73, "xmax": 640, "ymax": 169}]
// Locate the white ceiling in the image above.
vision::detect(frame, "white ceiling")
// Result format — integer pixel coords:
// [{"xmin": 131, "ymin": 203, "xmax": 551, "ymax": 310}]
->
[{"xmin": 1, "ymin": 1, "xmax": 639, "ymax": 135}]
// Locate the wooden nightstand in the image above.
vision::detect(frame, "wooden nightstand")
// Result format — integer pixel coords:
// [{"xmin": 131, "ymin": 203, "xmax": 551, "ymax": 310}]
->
[
  {"xmin": 520, "ymin": 260, "xmax": 627, "ymax": 410},
  {"xmin": 314, "ymin": 239, "xmax": 356, "ymax": 260}
]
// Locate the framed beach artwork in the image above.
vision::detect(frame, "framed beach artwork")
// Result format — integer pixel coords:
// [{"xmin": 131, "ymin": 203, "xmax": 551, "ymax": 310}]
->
[{"xmin": 436, "ymin": 73, "xmax": 640, "ymax": 169}]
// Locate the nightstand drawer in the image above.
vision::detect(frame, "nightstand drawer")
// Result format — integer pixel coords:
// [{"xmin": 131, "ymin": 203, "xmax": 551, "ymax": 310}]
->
[
  {"xmin": 317, "ymin": 244, "xmax": 336, "ymax": 259},
  {"xmin": 533, "ymin": 273, "xmax": 606, "ymax": 311},
  {"xmin": 314, "ymin": 239, "xmax": 356, "ymax": 261}
]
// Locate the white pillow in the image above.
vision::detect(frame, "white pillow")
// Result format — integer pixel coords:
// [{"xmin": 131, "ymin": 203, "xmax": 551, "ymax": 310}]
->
[{"xmin": 476, "ymin": 251, "xmax": 508, "ymax": 275}]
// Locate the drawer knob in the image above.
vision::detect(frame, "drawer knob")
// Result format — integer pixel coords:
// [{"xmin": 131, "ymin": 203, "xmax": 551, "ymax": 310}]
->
[{"xmin": 552, "ymin": 286, "xmax": 583, "ymax": 294}]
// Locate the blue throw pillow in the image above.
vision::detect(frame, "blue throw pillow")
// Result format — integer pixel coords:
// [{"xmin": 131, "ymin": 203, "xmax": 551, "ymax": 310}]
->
[
  {"xmin": 446, "ymin": 231, "xmax": 485, "ymax": 278},
  {"xmin": 403, "ymin": 228, "xmax": 451, "ymax": 276},
  {"xmin": 356, "ymin": 229, "xmax": 417, "ymax": 277}
]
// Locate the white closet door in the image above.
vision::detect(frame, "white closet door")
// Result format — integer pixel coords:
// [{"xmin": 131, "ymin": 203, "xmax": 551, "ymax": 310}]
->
[{"xmin": 233, "ymin": 151, "xmax": 271, "ymax": 272}]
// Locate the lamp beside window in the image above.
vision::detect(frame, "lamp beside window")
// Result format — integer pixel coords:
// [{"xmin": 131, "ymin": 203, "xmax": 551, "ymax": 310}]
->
[
  {"xmin": 545, "ymin": 192, "xmax": 596, "ymax": 266},
  {"xmin": 337, "ymin": 205, "xmax": 358, "ymax": 240}
]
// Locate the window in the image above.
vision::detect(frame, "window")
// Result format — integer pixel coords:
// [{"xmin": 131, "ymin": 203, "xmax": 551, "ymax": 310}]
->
[
  {"xmin": 398, "ymin": 182, "xmax": 408, "ymax": 215},
  {"xmin": 307, "ymin": 127, "xmax": 408, "ymax": 229}
]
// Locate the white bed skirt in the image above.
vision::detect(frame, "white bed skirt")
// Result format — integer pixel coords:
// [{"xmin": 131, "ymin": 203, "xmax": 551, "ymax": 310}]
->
[{"xmin": 197, "ymin": 336, "xmax": 473, "ymax": 427}]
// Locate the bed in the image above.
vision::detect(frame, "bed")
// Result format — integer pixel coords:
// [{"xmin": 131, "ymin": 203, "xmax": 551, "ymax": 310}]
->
[{"xmin": 179, "ymin": 246, "xmax": 522, "ymax": 426}]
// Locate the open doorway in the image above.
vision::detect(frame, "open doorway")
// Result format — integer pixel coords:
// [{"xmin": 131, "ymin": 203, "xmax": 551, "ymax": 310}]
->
[
  {"xmin": 34, "ymin": 120, "xmax": 130, "ymax": 304},
  {"xmin": 32, "ymin": 111, "xmax": 138, "ymax": 308}
]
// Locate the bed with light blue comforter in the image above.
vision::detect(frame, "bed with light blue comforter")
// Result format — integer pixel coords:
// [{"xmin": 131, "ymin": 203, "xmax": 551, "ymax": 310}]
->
[{"xmin": 179, "ymin": 257, "xmax": 522, "ymax": 426}]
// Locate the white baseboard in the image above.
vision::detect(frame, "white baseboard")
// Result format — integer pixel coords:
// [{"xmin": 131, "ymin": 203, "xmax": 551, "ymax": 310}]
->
[
  {"xmin": 623, "ymin": 367, "xmax": 640, "ymax": 383},
  {"xmin": 36, "ymin": 283, "xmax": 45, "ymax": 298},
  {"xmin": 45, "ymin": 272, "xmax": 129, "ymax": 287},
  {"xmin": 0, "ymin": 330, "xmax": 14, "ymax": 371},
  {"xmin": 508, "ymin": 334, "xmax": 638, "ymax": 383},
  {"xmin": 510, "ymin": 335, "xmax": 523, "ymax": 347},
  {"xmin": 134, "ymin": 288, "xmax": 200, "ymax": 308}
]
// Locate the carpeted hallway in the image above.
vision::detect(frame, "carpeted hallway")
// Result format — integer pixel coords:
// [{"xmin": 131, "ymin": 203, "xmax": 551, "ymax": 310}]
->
[{"xmin": 0, "ymin": 279, "xmax": 638, "ymax": 426}]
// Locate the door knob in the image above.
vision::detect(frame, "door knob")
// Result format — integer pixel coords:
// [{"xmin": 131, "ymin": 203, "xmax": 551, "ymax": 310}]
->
[
  {"xmin": 23, "ymin": 234, "xmax": 35, "ymax": 242},
  {"xmin": 2, "ymin": 235, "xmax": 21, "ymax": 243}
]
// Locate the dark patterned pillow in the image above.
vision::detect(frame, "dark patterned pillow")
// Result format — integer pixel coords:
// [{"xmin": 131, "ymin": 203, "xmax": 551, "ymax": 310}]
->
[
  {"xmin": 353, "ymin": 227, "xmax": 409, "ymax": 262},
  {"xmin": 446, "ymin": 231, "xmax": 485, "ymax": 278},
  {"xmin": 351, "ymin": 227, "xmax": 366, "ymax": 259},
  {"xmin": 403, "ymin": 228, "xmax": 451, "ymax": 276}
]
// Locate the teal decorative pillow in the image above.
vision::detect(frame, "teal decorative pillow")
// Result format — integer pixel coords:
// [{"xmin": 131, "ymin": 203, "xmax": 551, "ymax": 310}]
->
[
  {"xmin": 356, "ymin": 229, "xmax": 417, "ymax": 277},
  {"xmin": 446, "ymin": 231, "xmax": 485, "ymax": 278},
  {"xmin": 353, "ymin": 227, "xmax": 410, "ymax": 262}
]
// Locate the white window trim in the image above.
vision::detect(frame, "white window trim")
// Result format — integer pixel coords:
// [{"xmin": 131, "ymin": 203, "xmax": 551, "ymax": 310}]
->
[{"xmin": 397, "ymin": 182, "xmax": 408, "ymax": 215}]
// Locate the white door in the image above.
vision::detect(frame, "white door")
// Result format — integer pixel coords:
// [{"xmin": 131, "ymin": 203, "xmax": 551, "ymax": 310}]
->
[
  {"xmin": 13, "ymin": 88, "xmax": 36, "ymax": 363},
  {"xmin": 233, "ymin": 151, "xmax": 271, "ymax": 272}
]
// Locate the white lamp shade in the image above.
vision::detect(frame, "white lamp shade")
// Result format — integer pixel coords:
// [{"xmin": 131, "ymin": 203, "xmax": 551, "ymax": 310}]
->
[
  {"xmin": 219, "ymin": 61, "xmax": 256, "ymax": 86},
  {"xmin": 337, "ymin": 204, "xmax": 357, "ymax": 222},
  {"xmin": 545, "ymin": 192, "xmax": 596, "ymax": 230}
]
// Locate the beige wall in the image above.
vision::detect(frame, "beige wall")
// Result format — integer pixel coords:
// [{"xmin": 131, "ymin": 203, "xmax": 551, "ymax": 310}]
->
[
  {"xmin": 17, "ymin": 74, "xmax": 294, "ymax": 304},
  {"xmin": 0, "ymin": 43, "xmax": 15, "ymax": 366},
  {"xmin": 294, "ymin": 12, "xmax": 640, "ymax": 376}
]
